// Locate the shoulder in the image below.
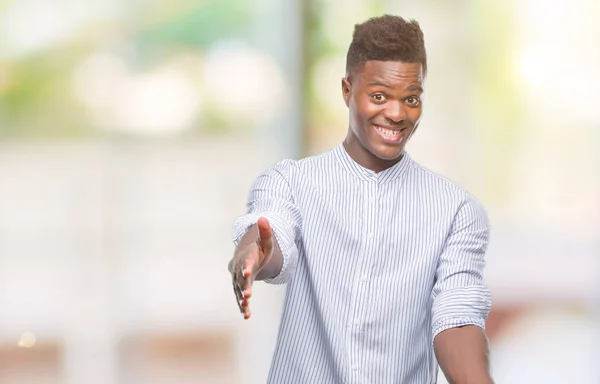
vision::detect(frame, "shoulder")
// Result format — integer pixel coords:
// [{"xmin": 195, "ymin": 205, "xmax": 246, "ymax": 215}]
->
[
  {"xmin": 265, "ymin": 147, "xmax": 337, "ymax": 178},
  {"xmin": 296, "ymin": 147, "xmax": 337, "ymax": 169},
  {"xmin": 408, "ymin": 158, "xmax": 488, "ymax": 218}
]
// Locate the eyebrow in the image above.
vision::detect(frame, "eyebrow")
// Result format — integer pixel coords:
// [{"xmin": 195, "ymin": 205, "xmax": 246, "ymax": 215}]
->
[
  {"xmin": 367, "ymin": 81, "xmax": 393, "ymax": 88},
  {"xmin": 367, "ymin": 81, "xmax": 423, "ymax": 93},
  {"xmin": 407, "ymin": 85, "xmax": 424, "ymax": 92}
]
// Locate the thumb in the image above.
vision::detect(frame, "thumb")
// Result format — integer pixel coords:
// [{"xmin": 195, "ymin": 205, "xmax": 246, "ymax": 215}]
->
[{"xmin": 257, "ymin": 217, "xmax": 274, "ymax": 256}]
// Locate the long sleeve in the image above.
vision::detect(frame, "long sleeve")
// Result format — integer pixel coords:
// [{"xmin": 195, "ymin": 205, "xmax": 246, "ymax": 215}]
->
[
  {"xmin": 232, "ymin": 159, "xmax": 303, "ymax": 284},
  {"xmin": 431, "ymin": 194, "xmax": 492, "ymax": 341}
]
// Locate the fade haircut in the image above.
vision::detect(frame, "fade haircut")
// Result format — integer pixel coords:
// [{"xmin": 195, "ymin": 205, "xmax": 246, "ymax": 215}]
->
[{"xmin": 345, "ymin": 15, "xmax": 427, "ymax": 78}]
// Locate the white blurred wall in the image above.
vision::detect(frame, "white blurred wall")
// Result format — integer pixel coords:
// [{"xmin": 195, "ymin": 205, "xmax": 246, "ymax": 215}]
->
[{"xmin": 0, "ymin": 139, "xmax": 286, "ymax": 383}]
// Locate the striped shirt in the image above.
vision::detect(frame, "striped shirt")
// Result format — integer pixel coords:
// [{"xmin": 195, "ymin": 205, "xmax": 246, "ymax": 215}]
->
[{"xmin": 232, "ymin": 143, "xmax": 491, "ymax": 384}]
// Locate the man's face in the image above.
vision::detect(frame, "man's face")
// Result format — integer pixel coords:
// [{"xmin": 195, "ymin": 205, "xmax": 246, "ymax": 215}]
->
[{"xmin": 342, "ymin": 61, "xmax": 424, "ymax": 167}]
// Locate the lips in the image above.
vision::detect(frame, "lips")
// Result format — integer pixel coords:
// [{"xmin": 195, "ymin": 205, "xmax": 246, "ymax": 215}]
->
[{"xmin": 373, "ymin": 124, "xmax": 406, "ymax": 143}]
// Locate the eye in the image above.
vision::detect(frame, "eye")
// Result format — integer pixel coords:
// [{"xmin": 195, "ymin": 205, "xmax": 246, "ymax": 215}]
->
[
  {"xmin": 371, "ymin": 94, "xmax": 386, "ymax": 103},
  {"xmin": 406, "ymin": 96, "xmax": 420, "ymax": 107}
]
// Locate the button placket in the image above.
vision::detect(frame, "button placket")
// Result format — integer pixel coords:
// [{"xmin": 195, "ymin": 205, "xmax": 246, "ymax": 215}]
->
[
  {"xmin": 347, "ymin": 180, "xmax": 380, "ymax": 381},
  {"xmin": 360, "ymin": 181, "xmax": 380, "ymax": 336}
]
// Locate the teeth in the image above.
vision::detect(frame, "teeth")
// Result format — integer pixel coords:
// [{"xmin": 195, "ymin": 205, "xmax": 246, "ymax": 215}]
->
[{"xmin": 376, "ymin": 126, "xmax": 400, "ymax": 136}]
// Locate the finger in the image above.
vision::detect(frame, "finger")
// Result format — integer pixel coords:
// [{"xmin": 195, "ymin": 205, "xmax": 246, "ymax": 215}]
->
[
  {"xmin": 233, "ymin": 285, "xmax": 243, "ymax": 312},
  {"xmin": 234, "ymin": 256, "xmax": 257, "ymax": 320},
  {"xmin": 238, "ymin": 263, "xmax": 255, "ymax": 299},
  {"xmin": 237, "ymin": 281, "xmax": 252, "ymax": 301},
  {"xmin": 240, "ymin": 288, "xmax": 251, "ymax": 320},
  {"xmin": 231, "ymin": 277, "xmax": 244, "ymax": 313},
  {"xmin": 238, "ymin": 294, "xmax": 250, "ymax": 319},
  {"xmin": 236, "ymin": 287, "xmax": 252, "ymax": 320},
  {"xmin": 257, "ymin": 217, "xmax": 274, "ymax": 256},
  {"xmin": 242, "ymin": 265, "xmax": 252, "ymax": 278},
  {"xmin": 232, "ymin": 271, "xmax": 243, "ymax": 303}
]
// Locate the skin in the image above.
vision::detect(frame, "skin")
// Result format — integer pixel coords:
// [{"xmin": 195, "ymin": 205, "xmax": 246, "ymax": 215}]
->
[
  {"xmin": 227, "ymin": 218, "xmax": 279, "ymax": 320},
  {"xmin": 342, "ymin": 60, "xmax": 424, "ymax": 173},
  {"xmin": 228, "ymin": 59, "xmax": 493, "ymax": 384},
  {"xmin": 435, "ymin": 326, "xmax": 494, "ymax": 384}
]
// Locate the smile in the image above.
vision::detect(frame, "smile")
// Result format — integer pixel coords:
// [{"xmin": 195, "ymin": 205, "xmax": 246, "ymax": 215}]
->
[{"xmin": 373, "ymin": 125, "xmax": 406, "ymax": 143}]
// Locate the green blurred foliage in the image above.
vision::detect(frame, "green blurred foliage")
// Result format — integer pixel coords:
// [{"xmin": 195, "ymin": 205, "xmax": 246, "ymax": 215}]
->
[
  {"xmin": 0, "ymin": 47, "xmax": 94, "ymax": 138},
  {"xmin": 0, "ymin": 0, "xmax": 254, "ymax": 139},
  {"xmin": 136, "ymin": 0, "xmax": 252, "ymax": 50}
]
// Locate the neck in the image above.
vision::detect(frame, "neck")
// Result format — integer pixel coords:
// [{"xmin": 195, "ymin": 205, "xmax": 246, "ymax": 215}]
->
[{"xmin": 342, "ymin": 132, "xmax": 403, "ymax": 173}]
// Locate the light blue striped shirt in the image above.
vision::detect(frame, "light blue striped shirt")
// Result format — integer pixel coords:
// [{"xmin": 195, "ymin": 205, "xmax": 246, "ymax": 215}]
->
[{"xmin": 232, "ymin": 144, "xmax": 491, "ymax": 384}]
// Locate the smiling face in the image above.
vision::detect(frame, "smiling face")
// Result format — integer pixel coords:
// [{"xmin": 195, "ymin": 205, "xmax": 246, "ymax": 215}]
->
[{"xmin": 342, "ymin": 60, "xmax": 424, "ymax": 172}]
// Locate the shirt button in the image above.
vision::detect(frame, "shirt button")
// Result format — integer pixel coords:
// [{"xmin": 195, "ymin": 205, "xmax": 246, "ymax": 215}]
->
[
  {"xmin": 352, "ymin": 365, "xmax": 358, "ymax": 371},
  {"xmin": 361, "ymin": 274, "xmax": 368, "ymax": 281},
  {"xmin": 367, "ymin": 233, "xmax": 373, "ymax": 239}
]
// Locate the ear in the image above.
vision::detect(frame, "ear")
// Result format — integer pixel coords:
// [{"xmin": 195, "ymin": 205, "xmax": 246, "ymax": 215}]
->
[{"xmin": 341, "ymin": 77, "xmax": 352, "ymax": 107}]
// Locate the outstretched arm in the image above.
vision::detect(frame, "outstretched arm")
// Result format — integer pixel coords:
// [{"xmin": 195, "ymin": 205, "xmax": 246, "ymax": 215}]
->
[
  {"xmin": 229, "ymin": 218, "xmax": 284, "ymax": 319},
  {"xmin": 228, "ymin": 160, "xmax": 302, "ymax": 319}
]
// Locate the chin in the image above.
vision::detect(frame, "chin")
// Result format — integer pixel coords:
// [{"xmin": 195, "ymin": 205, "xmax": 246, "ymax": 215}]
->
[{"xmin": 370, "ymin": 144, "xmax": 404, "ymax": 161}]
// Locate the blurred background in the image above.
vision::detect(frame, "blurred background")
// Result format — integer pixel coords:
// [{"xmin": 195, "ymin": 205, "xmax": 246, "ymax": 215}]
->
[{"xmin": 0, "ymin": 0, "xmax": 598, "ymax": 383}]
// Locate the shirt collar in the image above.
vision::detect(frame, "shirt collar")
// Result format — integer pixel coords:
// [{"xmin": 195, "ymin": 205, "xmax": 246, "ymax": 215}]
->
[{"xmin": 333, "ymin": 143, "xmax": 412, "ymax": 183}]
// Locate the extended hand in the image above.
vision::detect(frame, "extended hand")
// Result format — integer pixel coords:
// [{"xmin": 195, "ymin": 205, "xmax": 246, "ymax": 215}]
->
[{"xmin": 228, "ymin": 217, "xmax": 274, "ymax": 319}]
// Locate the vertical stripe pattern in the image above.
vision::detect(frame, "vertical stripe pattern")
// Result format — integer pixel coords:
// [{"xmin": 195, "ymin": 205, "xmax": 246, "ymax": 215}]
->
[{"xmin": 232, "ymin": 143, "xmax": 492, "ymax": 384}]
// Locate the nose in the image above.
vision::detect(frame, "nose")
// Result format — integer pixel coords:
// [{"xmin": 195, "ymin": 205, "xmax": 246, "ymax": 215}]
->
[{"xmin": 383, "ymin": 101, "xmax": 406, "ymax": 123}]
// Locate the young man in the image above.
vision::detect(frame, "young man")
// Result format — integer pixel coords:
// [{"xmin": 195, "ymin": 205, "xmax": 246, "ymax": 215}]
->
[{"xmin": 228, "ymin": 15, "xmax": 494, "ymax": 384}]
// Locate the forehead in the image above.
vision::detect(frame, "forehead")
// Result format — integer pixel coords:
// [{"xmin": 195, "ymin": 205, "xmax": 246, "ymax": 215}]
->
[{"xmin": 355, "ymin": 61, "xmax": 424, "ymax": 86}]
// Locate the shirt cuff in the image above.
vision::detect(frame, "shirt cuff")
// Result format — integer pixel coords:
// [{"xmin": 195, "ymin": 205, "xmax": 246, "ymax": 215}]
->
[
  {"xmin": 431, "ymin": 285, "xmax": 491, "ymax": 343},
  {"xmin": 432, "ymin": 317, "xmax": 487, "ymax": 345}
]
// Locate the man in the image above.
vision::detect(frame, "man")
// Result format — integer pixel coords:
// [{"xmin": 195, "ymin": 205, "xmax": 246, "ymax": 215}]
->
[{"xmin": 228, "ymin": 15, "xmax": 494, "ymax": 384}]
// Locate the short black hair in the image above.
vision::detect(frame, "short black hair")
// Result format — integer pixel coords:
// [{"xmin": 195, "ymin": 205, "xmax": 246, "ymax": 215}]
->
[{"xmin": 346, "ymin": 15, "xmax": 427, "ymax": 77}]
